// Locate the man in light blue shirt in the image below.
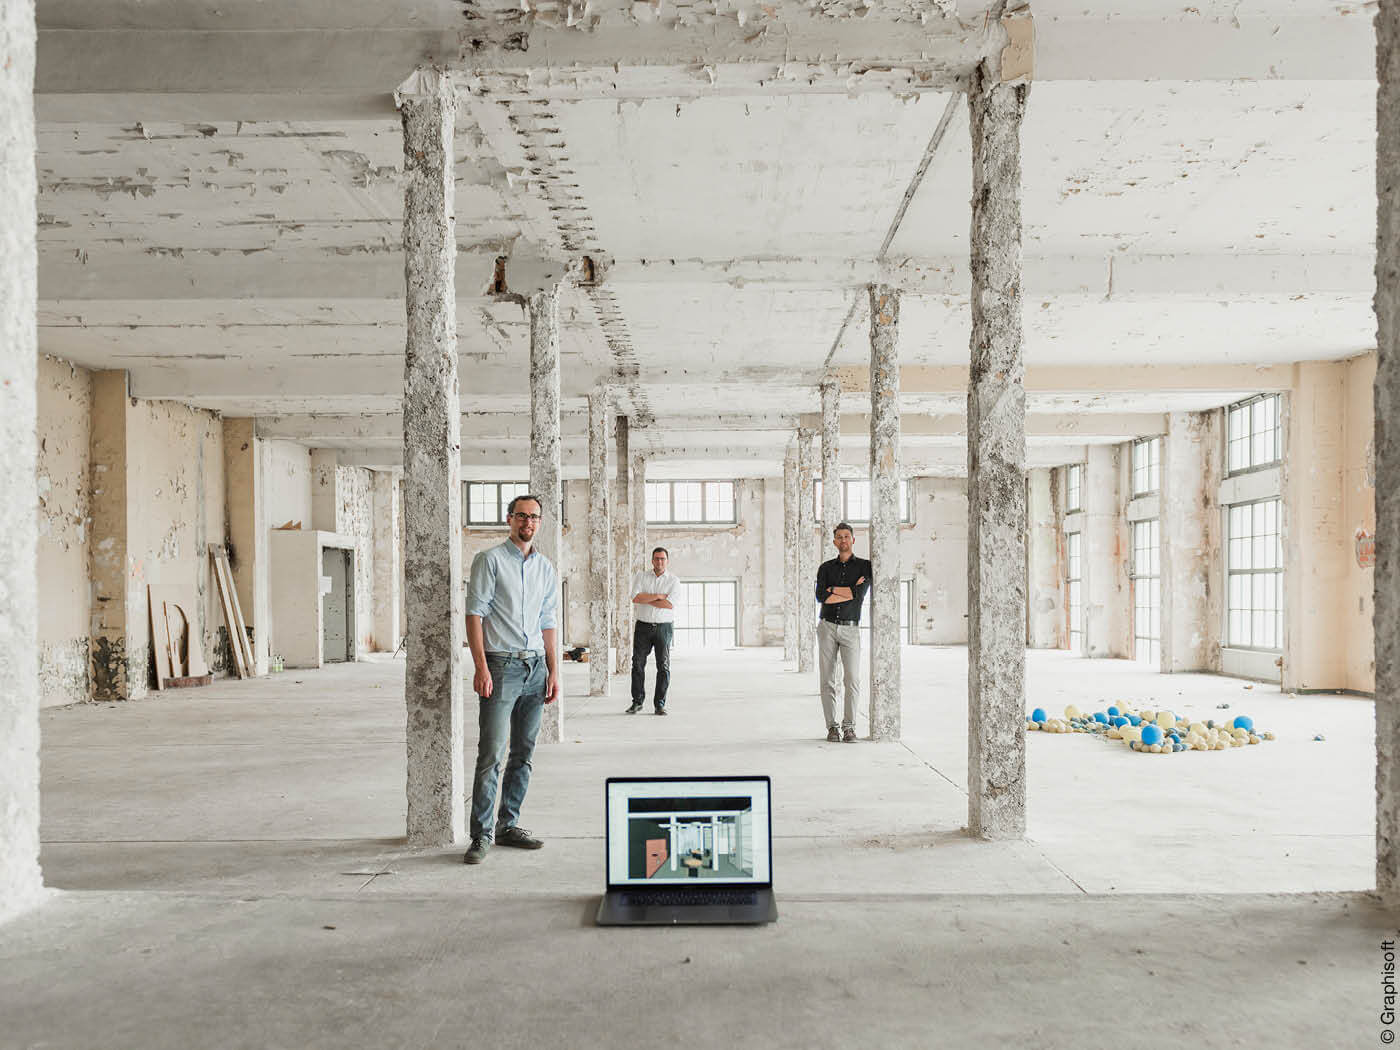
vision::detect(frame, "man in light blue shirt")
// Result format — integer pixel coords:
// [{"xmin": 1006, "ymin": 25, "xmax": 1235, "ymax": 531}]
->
[{"xmin": 462, "ymin": 493, "xmax": 560, "ymax": 866}]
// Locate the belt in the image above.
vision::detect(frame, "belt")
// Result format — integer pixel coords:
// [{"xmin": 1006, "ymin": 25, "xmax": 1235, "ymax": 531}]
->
[
  {"xmin": 488, "ymin": 649, "xmax": 542, "ymax": 661},
  {"xmin": 823, "ymin": 617, "xmax": 860, "ymax": 626}
]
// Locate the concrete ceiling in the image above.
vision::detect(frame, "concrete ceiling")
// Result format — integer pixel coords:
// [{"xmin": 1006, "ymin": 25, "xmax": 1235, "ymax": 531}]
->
[{"xmin": 32, "ymin": 0, "xmax": 1380, "ymax": 477}]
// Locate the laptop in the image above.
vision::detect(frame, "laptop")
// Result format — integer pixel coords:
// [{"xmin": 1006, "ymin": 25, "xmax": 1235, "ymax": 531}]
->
[{"xmin": 596, "ymin": 775, "xmax": 778, "ymax": 926}]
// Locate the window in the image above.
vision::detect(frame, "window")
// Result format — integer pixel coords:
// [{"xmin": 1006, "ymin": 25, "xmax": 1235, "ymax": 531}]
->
[
  {"xmin": 1226, "ymin": 394, "xmax": 1282, "ymax": 475},
  {"xmin": 646, "ymin": 481, "xmax": 735, "ymax": 524},
  {"xmin": 1066, "ymin": 532, "xmax": 1083, "ymax": 655},
  {"xmin": 814, "ymin": 479, "xmax": 911, "ymax": 524},
  {"xmin": 1131, "ymin": 437, "xmax": 1161, "ymax": 497},
  {"xmin": 672, "ymin": 580, "xmax": 738, "ymax": 649},
  {"xmin": 858, "ymin": 578, "xmax": 913, "ymax": 644},
  {"xmin": 1131, "ymin": 519, "xmax": 1161, "ymax": 665},
  {"xmin": 1226, "ymin": 498, "xmax": 1283, "ymax": 650},
  {"xmin": 1065, "ymin": 464, "xmax": 1083, "ymax": 513},
  {"xmin": 464, "ymin": 481, "xmax": 529, "ymax": 526}
]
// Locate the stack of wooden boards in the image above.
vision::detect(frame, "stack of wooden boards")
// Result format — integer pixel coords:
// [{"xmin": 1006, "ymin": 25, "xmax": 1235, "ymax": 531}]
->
[{"xmin": 209, "ymin": 544, "xmax": 255, "ymax": 679}]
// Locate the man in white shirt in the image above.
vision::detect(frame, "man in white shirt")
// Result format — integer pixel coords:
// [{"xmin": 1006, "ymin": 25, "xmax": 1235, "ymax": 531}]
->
[{"xmin": 627, "ymin": 547, "xmax": 679, "ymax": 715}]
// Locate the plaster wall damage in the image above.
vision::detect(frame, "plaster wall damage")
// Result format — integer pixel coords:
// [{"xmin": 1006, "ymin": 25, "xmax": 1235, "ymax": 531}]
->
[
  {"xmin": 1025, "ymin": 467, "xmax": 1062, "ymax": 649},
  {"xmin": 37, "ymin": 354, "xmax": 92, "ymax": 707},
  {"xmin": 334, "ymin": 464, "xmax": 377, "ymax": 655},
  {"xmin": 1081, "ymin": 443, "xmax": 1130, "ymax": 660},
  {"xmin": 264, "ymin": 440, "xmax": 313, "ymax": 528},
  {"xmin": 1343, "ymin": 352, "xmax": 1378, "ymax": 694},
  {"xmin": 1160, "ymin": 409, "xmax": 1221, "ymax": 674}
]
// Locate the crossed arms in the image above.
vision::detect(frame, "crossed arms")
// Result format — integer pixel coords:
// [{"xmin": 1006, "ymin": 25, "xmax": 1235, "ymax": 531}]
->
[{"xmin": 633, "ymin": 591, "xmax": 673, "ymax": 609}]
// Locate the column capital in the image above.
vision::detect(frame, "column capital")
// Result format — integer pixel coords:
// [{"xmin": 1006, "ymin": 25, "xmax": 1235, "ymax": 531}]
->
[{"xmin": 394, "ymin": 67, "xmax": 454, "ymax": 109}]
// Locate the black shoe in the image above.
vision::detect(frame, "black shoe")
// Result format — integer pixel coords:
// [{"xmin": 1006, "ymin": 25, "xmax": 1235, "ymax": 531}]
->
[
  {"xmin": 496, "ymin": 825, "xmax": 543, "ymax": 850},
  {"xmin": 842, "ymin": 728, "xmax": 858, "ymax": 743},
  {"xmin": 826, "ymin": 726, "xmax": 841, "ymax": 742},
  {"xmin": 625, "ymin": 703, "xmax": 642, "ymax": 714},
  {"xmin": 463, "ymin": 837, "xmax": 490, "ymax": 865},
  {"xmin": 655, "ymin": 707, "xmax": 668, "ymax": 716}
]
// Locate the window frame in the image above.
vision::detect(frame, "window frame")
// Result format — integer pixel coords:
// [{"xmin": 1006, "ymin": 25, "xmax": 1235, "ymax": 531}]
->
[
  {"xmin": 857, "ymin": 577, "xmax": 914, "ymax": 644},
  {"xmin": 1064, "ymin": 464, "xmax": 1083, "ymax": 514},
  {"xmin": 1065, "ymin": 531, "xmax": 1083, "ymax": 655},
  {"xmin": 814, "ymin": 478, "xmax": 912, "ymax": 525},
  {"xmin": 1130, "ymin": 518, "xmax": 1161, "ymax": 665},
  {"xmin": 645, "ymin": 480, "xmax": 737, "ymax": 526},
  {"xmin": 671, "ymin": 578, "xmax": 739, "ymax": 649},
  {"xmin": 1225, "ymin": 393, "xmax": 1283, "ymax": 477},
  {"xmin": 1224, "ymin": 496, "xmax": 1284, "ymax": 652},
  {"xmin": 463, "ymin": 480, "xmax": 531, "ymax": 527},
  {"xmin": 1130, "ymin": 436, "xmax": 1162, "ymax": 498}
]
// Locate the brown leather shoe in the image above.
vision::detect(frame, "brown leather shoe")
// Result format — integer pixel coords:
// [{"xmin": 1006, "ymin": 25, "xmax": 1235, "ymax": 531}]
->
[
  {"xmin": 842, "ymin": 728, "xmax": 858, "ymax": 743},
  {"xmin": 826, "ymin": 726, "xmax": 840, "ymax": 742}
]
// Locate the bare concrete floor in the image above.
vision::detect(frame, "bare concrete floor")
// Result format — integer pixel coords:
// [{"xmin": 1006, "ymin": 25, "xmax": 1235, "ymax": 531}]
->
[{"xmin": 3, "ymin": 647, "xmax": 1392, "ymax": 1048}]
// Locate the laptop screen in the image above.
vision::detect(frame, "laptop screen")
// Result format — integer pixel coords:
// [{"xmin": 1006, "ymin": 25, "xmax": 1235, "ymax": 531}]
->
[{"xmin": 605, "ymin": 777, "xmax": 772, "ymax": 887}]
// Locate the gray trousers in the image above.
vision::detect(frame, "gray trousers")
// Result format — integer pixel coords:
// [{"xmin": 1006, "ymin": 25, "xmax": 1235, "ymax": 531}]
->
[{"xmin": 817, "ymin": 619, "xmax": 861, "ymax": 731}]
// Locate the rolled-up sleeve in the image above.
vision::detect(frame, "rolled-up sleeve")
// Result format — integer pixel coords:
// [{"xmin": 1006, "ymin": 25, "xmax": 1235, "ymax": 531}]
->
[
  {"xmin": 538, "ymin": 564, "xmax": 559, "ymax": 631},
  {"xmin": 467, "ymin": 550, "xmax": 496, "ymax": 618}
]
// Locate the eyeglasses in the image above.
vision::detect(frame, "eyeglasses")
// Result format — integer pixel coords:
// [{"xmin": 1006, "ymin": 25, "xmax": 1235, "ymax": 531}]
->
[{"xmin": 511, "ymin": 512, "xmax": 543, "ymax": 522}]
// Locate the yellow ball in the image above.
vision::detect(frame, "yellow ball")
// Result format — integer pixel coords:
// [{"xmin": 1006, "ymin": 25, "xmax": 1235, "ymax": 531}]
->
[
  {"xmin": 1156, "ymin": 711, "xmax": 1174, "ymax": 729},
  {"xmin": 1065, "ymin": 705, "xmax": 1082, "ymax": 720}
]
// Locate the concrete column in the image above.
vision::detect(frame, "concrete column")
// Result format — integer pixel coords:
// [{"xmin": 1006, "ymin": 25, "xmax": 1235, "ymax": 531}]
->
[
  {"xmin": 1083, "ymin": 443, "xmax": 1130, "ymax": 658},
  {"xmin": 783, "ymin": 441, "xmax": 798, "ymax": 664},
  {"xmin": 632, "ymin": 450, "xmax": 649, "ymax": 584},
  {"xmin": 867, "ymin": 286, "xmax": 902, "ymax": 740},
  {"xmin": 89, "ymin": 371, "xmax": 148, "ymax": 701},
  {"xmin": 587, "ymin": 389, "xmax": 611, "ymax": 696},
  {"xmin": 309, "ymin": 448, "xmax": 338, "ymax": 532},
  {"xmin": 398, "ymin": 69, "xmax": 463, "ymax": 847},
  {"xmin": 528, "ymin": 286, "xmax": 565, "ymax": 743},
  {"xmin": 1026, "ymin": 467, "xmax": 1063, "ymax": 649},
  {"xmin": 0, "ymin": 0, "xmax": 41, "ymax": 921},
  {"xmin": 1160, "ymin": 411, "xmax": 1221, "ymax": 673},
  {"xmin": 966, "ymin": 64, "xmax": 1028, "ymax": 840},
  {"xmin": 612, "ymin": 415, "xmax": 632, "ymax": 675},
  {"xmin": 796, "ymin": 427, "xmax": 817, "ymax": 674},
  {"xmin": 820, "ymin": 376, "xmax": 842, "ymax": 526},
  {"xmin": 371, "ymin": 469, "xmax": 402, "ymax": 653},
  {"xmin": 1379, "ymin": 0, "xmax": 1400, "ymax": 901},
  {"xmin": 224, "ymin": 418, "xmax": 269, "ymax": 674}
]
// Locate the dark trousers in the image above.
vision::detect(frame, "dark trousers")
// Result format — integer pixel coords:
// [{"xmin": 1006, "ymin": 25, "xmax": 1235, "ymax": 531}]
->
[{"xmin": 631, "ymin": 621, "xmax": 672, "ymax": 709}]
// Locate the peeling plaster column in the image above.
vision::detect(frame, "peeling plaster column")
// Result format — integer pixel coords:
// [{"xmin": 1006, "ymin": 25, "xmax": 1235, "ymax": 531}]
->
[
  {"xmin": 612, "ymin": 415, "xmax": 632, "ymax": 675},
  {"xmin": 782, "ymin": 441, "xmax": 799, "ymax": 664},
  {"xmin": 529, "ymin": 286, "xmax": 565, "ymax": 741},
  {"xmin": 89, "ymin": 371, "xmax": 147, "ymax": 701},
  {"xmin": 867, "ymin": 287, "xmax": 902, "ymax": 740},
  {"xmin": 587, "ymin": 389, "xmax": 611, "ymax": 696},
  {"xmin": 372, "ymin": 469, "xmax": 402, "ymax": 652},
  {"xmin": 223, "ymin": 418, "xmax": 269, "ymax": 674},
  {"xmin": 966, "ymin": 64, "xmax": 1028, "ymax": 840},
  {"xmin": 398, "ymin": 69, "xmax": 463, "ymax": 847},
  {"xmin": 1378, "ymin": 0, "xmax": 1400, "ymax": 902},
  {"xmin": 632, "ymin": 450, "xmax": 649, "ymax": 587},
  {"xmin": 0, "ymin": 0, "xmax": 41, "ymax": 920},
  {"xmin": 1160, "ymin": 411, "xmax": 1220, "ymax": 673},
  {"xmin": 796, "ymin": 427, "xmax": 817, "ymax": 674},
  {"xmin": 309, "ymin": 448, "xmax": 339, "ymax": 532},
  {"xmin": 820, "ymin": 376, "xmax": 842, "ymax": 531}
]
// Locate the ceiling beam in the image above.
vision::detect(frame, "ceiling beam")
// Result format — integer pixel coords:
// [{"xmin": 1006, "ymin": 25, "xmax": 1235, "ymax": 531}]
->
[{"xmin": 831, "ymin": 363, "xmax": 1299, "ymax": 396}]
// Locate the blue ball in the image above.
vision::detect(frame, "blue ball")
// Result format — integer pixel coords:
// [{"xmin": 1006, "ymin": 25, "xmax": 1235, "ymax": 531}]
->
[
  {"xmin": 1093, "ymin": 712, "xmax": 1108, "ymax": 724},
  {"xmin": 1232, "ymin": 715, "xmax": 1254, "ymax": 732},
  {"xmin": 1031, "ymin": 708, "xmax": 1047, "ymax": 723},
  {"xmin": 1111, "ymin": 716, "xmax": 1128, "ymax": 728},
  {"xmin": 1128, "ymin": 715, "xmax": 1142, "ymax": 726},
  {"xmin": 1107, "ymin": 706, "xmax": 1120, "ymax": 717},
  {"xmin": 1141, "ymin": 725, "xmax": 1163, "ymax": 747}
]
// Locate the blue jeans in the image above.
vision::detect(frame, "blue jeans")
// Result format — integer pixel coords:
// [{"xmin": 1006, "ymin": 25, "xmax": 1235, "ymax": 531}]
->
[{"xmin": 470, "ymin": 652, "xmax": 546, "ymax": 841}]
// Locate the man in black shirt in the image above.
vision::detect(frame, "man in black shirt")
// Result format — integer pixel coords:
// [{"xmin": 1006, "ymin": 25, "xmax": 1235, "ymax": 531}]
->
[{"xmin": 814, "ymin": 521, "xmax": 872, "ymax": 743}]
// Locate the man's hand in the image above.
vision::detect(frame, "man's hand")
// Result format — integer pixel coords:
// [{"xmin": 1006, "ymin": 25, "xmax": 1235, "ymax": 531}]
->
[
  {"xmin": 473, "ymin": 665, "xmax": 493, "ymax": 699},
  {"xmin": 544, "ymin": 672, "xmax": 559, "ymax": 704},
  {"xmin": 856, "ymin": 576, "xmax": 865, "ymax": 585},
  {"xmin": 654, "ymin": 598, "xmax": 674, "ymax": 609}
]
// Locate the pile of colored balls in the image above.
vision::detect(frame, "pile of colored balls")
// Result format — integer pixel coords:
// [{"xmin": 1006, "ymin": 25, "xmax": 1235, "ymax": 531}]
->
[{"xmin": 1025, "ymin": 704, "xmax": 1275, "ymax": 754}]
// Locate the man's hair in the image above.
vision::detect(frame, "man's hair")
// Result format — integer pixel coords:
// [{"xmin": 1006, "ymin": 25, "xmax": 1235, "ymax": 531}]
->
[
  {"xmin": 507, "ymin": 494, "xmax": 543, "ymax": 517},
  {"xmin": 833, "ymin": 522, "xmax": 854, "ymax": 538},
  {"xmin": 652, "ymin": 546, "xmax": 669, "ymax": 557}
]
